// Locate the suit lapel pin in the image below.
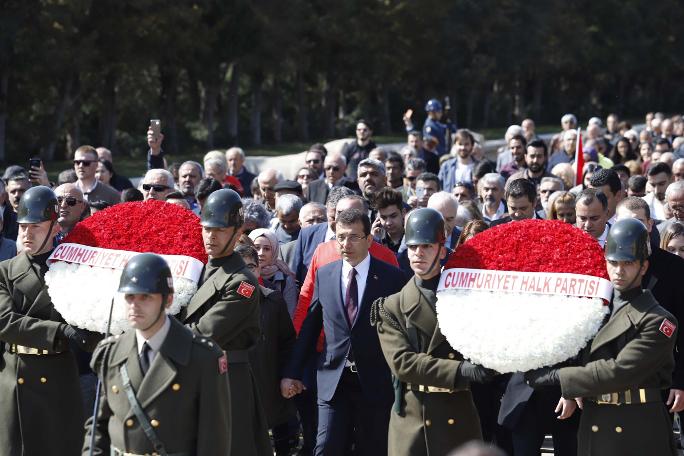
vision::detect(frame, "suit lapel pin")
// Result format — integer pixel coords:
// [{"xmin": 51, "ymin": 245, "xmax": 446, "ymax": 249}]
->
[{"xmin": 373, "ymin": 274, "xmax": 378, "ymax": 280}]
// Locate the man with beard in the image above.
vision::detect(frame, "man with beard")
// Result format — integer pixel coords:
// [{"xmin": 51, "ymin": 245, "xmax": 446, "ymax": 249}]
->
[
  {"xmin": 500, "ymin": 135, "xmax": 527, "ymax": 180},
  {"xmin": 509, "ymin": 139, "xmax": 554, "ymax": 188},
  {"xmin": 478, "ymin": 173, "xmax": 507, "ymax": 224},
  {"xmin": 177, "ymin": 161, "xmax": 203, "ymax": 213},
  {"xmin": 439, "ymin": 130, "xmax": 478, "ymax": 193},
  {"xmin": 357, "ymin": 158, "xmax": 387, "ymax": 217}
]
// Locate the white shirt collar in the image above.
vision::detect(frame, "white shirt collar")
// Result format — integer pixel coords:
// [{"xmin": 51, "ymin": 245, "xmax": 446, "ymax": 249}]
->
[
  {"xmin": 342, "ymin": 252, "xmax": 371, "ymax": 281},
  {"xmin": 136, "ymin": 315, "xmax": 171, "ymax": 356},
  {"xmin": 598, "ymin": 224, "xmax": 610, "ymax": 248},
  {"xmin": 325, "ymin": 225, "xmax": 335, "ymax": 241}
]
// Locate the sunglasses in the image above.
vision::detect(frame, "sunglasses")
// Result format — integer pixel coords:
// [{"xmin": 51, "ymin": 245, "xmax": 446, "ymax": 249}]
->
[
  {"xmin": 142, "ymin": 184, "xmax": 170, "ymax": 192},
  {"xmin": 306, "ymin": 159, "xmax": 321, "ymax": 164},
  {"xmin": 57, "ymin": 196, "xmax": 83, "ymax": 206},
  {"xmin": 73, "ymin": 160, "xmax": 94, "ymax": 166},
  {"xmin": 325, "ymin": 166, "xmax": 340, "ymax": 172}
]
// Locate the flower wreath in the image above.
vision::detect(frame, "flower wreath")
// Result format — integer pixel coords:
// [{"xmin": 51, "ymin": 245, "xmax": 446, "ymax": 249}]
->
[
  {"xmin": 436, "ymin": 219, "xmax": 611, "ymax": 372},
  {"xmin": 45, "ymin": 200, "xmax": 206, "ymax": 334}
]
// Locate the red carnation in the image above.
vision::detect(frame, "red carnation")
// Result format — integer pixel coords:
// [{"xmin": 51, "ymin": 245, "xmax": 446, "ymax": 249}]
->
[{"xmin": 64, "ymin": 200, "xmax": 207, "ymax": 264}]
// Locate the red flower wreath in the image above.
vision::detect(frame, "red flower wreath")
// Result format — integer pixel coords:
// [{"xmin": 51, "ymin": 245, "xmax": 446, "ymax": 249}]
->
[
  {"xmin": 64, "ymin": 200, "xmax": 207, "ymax": 263},
  {"xmin": 445, "ymin": 219, "xmax": 608, "ymax": 279}
]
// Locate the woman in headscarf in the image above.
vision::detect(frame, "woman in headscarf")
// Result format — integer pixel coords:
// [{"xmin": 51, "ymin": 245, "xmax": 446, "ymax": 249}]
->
[{"xmin": 248, "ymin": 228, "xmax": 299, "ymax": 318}]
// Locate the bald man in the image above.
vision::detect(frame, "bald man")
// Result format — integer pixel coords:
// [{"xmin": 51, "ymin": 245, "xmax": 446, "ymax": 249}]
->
[
  {"xmin": 427, "ymin": 191, "xmax": 460, "ymax": 250},
  {"xmin": 54, "ymin": 183, "xmax": 88, "ymax": 241},
  {"xmin": 257, "ymin": 168, "xmax": 281, "ymax": 211}
]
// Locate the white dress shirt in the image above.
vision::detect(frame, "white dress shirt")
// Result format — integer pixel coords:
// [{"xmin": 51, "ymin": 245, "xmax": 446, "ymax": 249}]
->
[
  {"xmin": 341, "ymin": 253, "xmax": 371, "ymax": 313},
  {"xmin": 597, "ymin": 224, "xmax": 610, "ymax": 248},
  {"xmin": 325, "ymin": 225, "xmax": 336, "ymax": 241},
  {"xmin": 136, "ymin": 315, "xmax": 171, "ymax": 369}
]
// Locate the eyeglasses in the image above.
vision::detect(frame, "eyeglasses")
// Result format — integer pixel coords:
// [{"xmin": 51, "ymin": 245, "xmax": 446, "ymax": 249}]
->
[
  {"xmin": 245, "ymin": 263, "xmax": 258, "ymax": 271},
  {"xmin": 73, "ymin": 160, "xmax": 94, "ymax": 166},
  {"xmin": 336, "ymin": 234, "xmax": 367, "ymax": 244},
  {"xmin": 306, "ymin": 159, "xmax": 321, "ymax": 165},
  {"xmin": 671, "ymin": 204, "xmax": 684, "ymax": 214},
  {"xmin": 57, "ymin": 196, "xmax": 83, "ymax": 206},
  {"xmin": 142, "ymin": 184, "xmax": 170, "ymax": 192},
  {"xmin": 325, "ymin": 166, "xmax": 340, "ymax": 172}
]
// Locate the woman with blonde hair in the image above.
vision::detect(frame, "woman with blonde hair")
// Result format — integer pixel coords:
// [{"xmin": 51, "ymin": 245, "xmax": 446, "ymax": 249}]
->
[
  {"xmin": 547, "ymin": 191, "xmax": 576, "ymax": 225},
  {"xmin": 660, "ymin": 221, "xmax": 684, "ymax": 259}
]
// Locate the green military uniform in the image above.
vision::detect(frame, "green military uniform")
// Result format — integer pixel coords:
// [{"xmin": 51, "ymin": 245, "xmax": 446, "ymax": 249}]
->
[
  {"xmin": 557, "ymin": 288, "xmax": 678, "ymax": 456},
  {"xmin": 83, "ymin": 316, "xmax": 231, "ymax": 455},
  {"xmin": 0, "ymin": 250, "xmax": 96, "ymax": 455},
  {"xmin": 373, "ymin": 275, "xmax": 482, "ymax": 456},
  {"xmin": 179, "ymin": 253, "xmax": 271, "ymax": 456}
]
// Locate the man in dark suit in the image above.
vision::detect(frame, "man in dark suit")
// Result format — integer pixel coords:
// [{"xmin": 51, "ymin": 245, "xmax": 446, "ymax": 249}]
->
[
  {"xmin": 282, "ymin": 209, "xmax": 406, "ymax": 456},
  {"xmin": 293, "ymin": 186, "xmax": 356, "ymax": 284}
]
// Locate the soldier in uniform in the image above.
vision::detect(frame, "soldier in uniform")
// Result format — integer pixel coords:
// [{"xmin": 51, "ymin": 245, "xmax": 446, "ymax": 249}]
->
[
  {"xmin": 405, "ymin": 99, "xmax": 456, "ymax": 157},
  {"xmin": 83, "ymin": 253, "xmax": 231, "ymax": 455},
  {"xmin": 178, "ymin": 188, "xmax": 271, "ymax": 455},
  {"xmin": 371, "ymin": 208, "xmax": 495, "ymax": 456},
  {"xmin": 0, "ymin": 185, "xmax": 99, "ymax": 455},
  {"xmin": 525, "ymin": 218, "xmax": 679, "ymax": 456}
]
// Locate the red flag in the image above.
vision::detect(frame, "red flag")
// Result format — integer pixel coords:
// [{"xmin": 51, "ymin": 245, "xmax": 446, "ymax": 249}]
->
[{"xmin": 574, "ymin": 127, "xmax": 584, "ymax": 186}]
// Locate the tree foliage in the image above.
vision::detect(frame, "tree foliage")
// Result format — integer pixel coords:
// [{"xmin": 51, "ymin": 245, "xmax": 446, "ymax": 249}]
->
[{"xmin": 2, "ymin": 0, "xmax": 683, "ymax": 161}]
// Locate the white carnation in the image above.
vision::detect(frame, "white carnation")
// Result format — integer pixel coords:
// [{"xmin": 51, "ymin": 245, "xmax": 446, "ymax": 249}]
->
[
  {"xmin": 45, "ymin": 261, "xmax": 197, "ymax": 334},
  {"xmin": 436, "ymin": 289, "xmax": 608, "ymax": 373}
]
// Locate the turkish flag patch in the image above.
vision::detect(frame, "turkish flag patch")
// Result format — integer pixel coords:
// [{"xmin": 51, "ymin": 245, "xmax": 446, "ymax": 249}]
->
[
  {"xmin": 659, "ymin": 319, "xmax": 676, "ymax": 338},
  {"xmin": 218, "ymin": 353, "xmax": 228, "ymax": 374},
  {"xmin": 237, "ymin": 281, "xmax": 255, "ymax": 298}
]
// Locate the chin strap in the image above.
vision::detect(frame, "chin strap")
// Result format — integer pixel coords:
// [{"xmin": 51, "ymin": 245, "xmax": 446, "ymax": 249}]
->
[{"xmin": 33, "ymin": 219, "xmax": 57, "ymax": 255}]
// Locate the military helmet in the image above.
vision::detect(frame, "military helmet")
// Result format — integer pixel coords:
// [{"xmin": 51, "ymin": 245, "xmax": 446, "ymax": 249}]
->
[
  {"xmin": 118, "ymin": 253, "xmax": 174, "ymax": 295},
  {"xmin": 605, "ymin": 218, "xmax": 650, "ymax": 262},
  {"xmin": 404, "ymin": 208, "xmax": 445, "ymax": 246},
  {"xmin": 200, "ymin": 188, "xmax": 243, "ymax": 229},
  {"xmin": 16, "ymin": 185, "xmax": 58, "ymax": 224},
  {"xmin": 425, "ymin": 98, "xmax": 443, "ymax": 113}
]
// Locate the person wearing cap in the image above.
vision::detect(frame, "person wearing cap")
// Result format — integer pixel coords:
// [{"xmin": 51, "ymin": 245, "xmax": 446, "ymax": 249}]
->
[
  {"xmin": 404, "ymin": 99, "xmax": 457, "ymax": 157},
  {"xmin": 178, "ymin": 188, "xmax": 271, "ymax": 455},
  {"xmin": 0, "ymin": 186, "xmax": 100, "ymax": 455},
  {"xmin": 83, "ymin": 253, "xmax": 231, "ymax": 456},
  {"xmin": 273, "ymin": 179, "xmax": 303, "ymax": 200},
  {"xmin": 525, "ymin": 218, "xmax": 679, "ymax": 455},
  {"xmin": 372, "ymin": 208, "xmax": 495, "ymax": 456}
]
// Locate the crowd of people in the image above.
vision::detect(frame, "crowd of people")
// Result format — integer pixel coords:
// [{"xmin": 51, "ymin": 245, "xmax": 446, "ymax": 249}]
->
[{"xmin": 1, "ymin": 102, "xmax": 684, "ymax": 456}]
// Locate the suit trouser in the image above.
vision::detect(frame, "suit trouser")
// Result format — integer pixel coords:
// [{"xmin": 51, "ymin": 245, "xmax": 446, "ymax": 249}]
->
[
  {"xmin": 315, "ymin": 368, "xmax": 390, "ymax": 456},
  {"xmin": 511, "ymin": 388, "xmax": 579, "ymax": 456},
  {"xmin": 294, "ymin": 358, "xmax": 318, "ymax": 455},
  {"xmin": 472, "ymin": 376, "xmax": 514, "ymax": 454}
]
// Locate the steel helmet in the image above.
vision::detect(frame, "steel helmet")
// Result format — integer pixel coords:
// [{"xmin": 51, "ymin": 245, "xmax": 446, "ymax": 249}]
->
[
  {"xmin": 605, "ymin": 218, "xmax": 650, "ymax": 262},
  {"xmin": 200, "ymin": 188, "xmax": 243, "ymax": 229},
  {"xmin": 404, "ymin": 208, "xmax": 445, "ymax": 246},
  {"xmin": 16, "ymin": 185, "xmax": 58, "ymax": 224},
  {"xmin": 118, "ymin": 253, "xmax": 174, "ymax": 295}
]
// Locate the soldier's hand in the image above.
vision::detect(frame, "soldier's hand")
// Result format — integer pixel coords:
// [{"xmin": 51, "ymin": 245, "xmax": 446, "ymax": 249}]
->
[
  {"xmin": 667, "ymin": 388, "xmax": 684, "ymax": 413},
  {"xmin": 555, "ymin": 397, "xmax": 577, "ymax": 419},
  {"xmin": 524, "ymin": 367, "xmax": 560, "ymax": 388},
  {"xmin": 458, "ymin": 361, "xmax": 497, "ymax": 384},
  {"xmin": 60, "ymin": 324, "xmax": 92, "ymax": 350}
]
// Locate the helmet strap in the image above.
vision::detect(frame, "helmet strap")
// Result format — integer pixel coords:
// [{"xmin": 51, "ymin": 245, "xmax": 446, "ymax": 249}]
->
[
  {"xmin": 215, "ymin": 227, "xmax": 238, "ymax": 258},
  {"xmin": 140, "ymin": 295, "xmax": 168, "ymax": 332},
  {"xmin": 32, "ymin": 219, "xmax": 57, "ymax": 257}
]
